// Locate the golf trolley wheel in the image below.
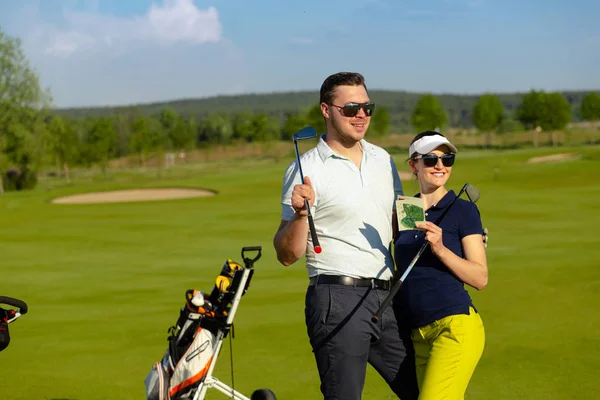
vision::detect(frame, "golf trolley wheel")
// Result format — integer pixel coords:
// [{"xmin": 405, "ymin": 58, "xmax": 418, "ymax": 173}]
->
[{"xmin": 251, "ymin": 388, "xmax": 277, "ymax": 400}]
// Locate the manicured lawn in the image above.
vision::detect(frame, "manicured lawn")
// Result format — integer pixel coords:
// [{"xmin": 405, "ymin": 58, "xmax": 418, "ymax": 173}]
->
[{"xmin": 1, "ymin": 145, "xmax": 599, "ymax": 399}]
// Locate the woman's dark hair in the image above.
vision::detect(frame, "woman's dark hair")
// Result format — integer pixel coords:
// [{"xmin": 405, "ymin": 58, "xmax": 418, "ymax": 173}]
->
[{"xmin": 319, "ymin": 72, "xmax": 367, "ymax": 105}]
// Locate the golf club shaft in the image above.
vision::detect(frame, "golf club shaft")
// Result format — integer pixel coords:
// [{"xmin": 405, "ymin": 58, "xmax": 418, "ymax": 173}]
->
[
  {"xmin": 371, "ymin": 243, "xmax": 427, "ymax": 323},
  {"xmin": 371, "ymin": 184, "xmax": 470, "ymax": 323},
  {"xmin": 293, "ymin": 139, "xmax": 322, "ymax": 253}
]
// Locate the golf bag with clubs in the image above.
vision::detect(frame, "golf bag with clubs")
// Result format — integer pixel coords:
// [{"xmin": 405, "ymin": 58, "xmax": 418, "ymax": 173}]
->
[
  {"xmin": 0, "ymin": 296, "xmax": 29, "ymax": 352},
  {"xmin": 144, "ymin": 246, "xmax": 277, "ymax": 400}
]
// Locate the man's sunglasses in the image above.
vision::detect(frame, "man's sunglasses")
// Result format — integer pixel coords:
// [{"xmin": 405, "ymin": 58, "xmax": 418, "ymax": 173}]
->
[
  {"xmin": 413, "ymin": 153, "xmax": 456, "ymax": 167},
  {"xmin": 330, "ymin": 102, "xmax": 375, "ymax": 117}
]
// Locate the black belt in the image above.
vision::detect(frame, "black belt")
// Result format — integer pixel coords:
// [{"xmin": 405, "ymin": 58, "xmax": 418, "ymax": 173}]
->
[{"xmin": 309, "ymin": 275, "xmax": 391, "ymax": 291}]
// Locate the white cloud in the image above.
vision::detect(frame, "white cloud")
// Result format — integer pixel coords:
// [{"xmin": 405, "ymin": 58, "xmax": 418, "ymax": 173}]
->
[
  {"xmin": 43, "ymin": 0, "xmax": 222, "ymax": 57},
  {"xmin": 0, "ymin": 0, "xmax": 244, "ymax": 107}
]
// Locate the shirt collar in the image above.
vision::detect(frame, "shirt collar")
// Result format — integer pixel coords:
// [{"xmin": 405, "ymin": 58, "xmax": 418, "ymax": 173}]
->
[{"xmin": 316, "ymin": 134, "xmax": 377, "ymax": 163}]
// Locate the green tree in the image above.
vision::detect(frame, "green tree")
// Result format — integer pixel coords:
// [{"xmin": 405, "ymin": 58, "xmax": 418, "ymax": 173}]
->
[
  {"xmin": 112, "ymin": 108, "xmax": 141, "ymax": 158},
  {"xmin": 2, "ymin": 112, "xmax": 46, "ymax": 191},
  {"xmin": 232, "ymin": 112, "xmax": 254, "ymax": 143},
  {"xmin": 282, "ymin": 112, "xmax": 308, "ymax": 141},
  {"xmin": 0, "ymin": 28, "xmax": 51, "ymax": 192},
  {"xmin": 158, "ymin": 107, "xmax": 179, "ymax": 150},
  {"xmin": 3, "ymin": 109, "xmax": 44, "ymax": 166},
  {"xmin": 72, "ymin": 117, "xmax": 95, "ymax": 167},
  {"xmin": 251, "ymin": 114, "xmax": 280, "ymax": 142},
  {"xmin": 410, "ymin": 95, "xmax": 448, "ymax": 132},
  {"xmin": 517, "ymin": 90, "xmax": 546, "ymax": 147},
  {"xmin": 45, "ymin": 115, "xmax": 79, "ymax": 183},
  {"xmin": 515, "ymin": 90, "xmax": 544, "ymax": 130},
  {"xmin": 85, "ymin": 117, "xmax": 118, "ymax": 175},
  {"xmin": 129, "ymin": 116, "xmax": 162, "ymax": 167},
  {"xmin": 580, "ymin": 92, "xmax": 600, "ymax": 121},
  {"xmin": 305, "ymin": 104, "xmax": 326, "ymax": 134},
  {"xmin": 472, "ymin": 94, "xmax": 504, "ymax": 148},
  {"xmin": 541, "ymin": 92, "xmax": 571, "ymax": 147},
  {"xmin": 169, "ymin": 115, "xmax": 194, "ymax": 152},
  {"xmin": 370, "ymin": 106, "xmax": 390, "ymax": 137},
  {"xmin": 516, "ymin": 90, "xmax": 571, "ymax": 147},
  {"xmin": 199, "ymin": 114, "xmax": 234, "ymax": 145},
  {"xmin": 188, "ymin": 116, "xmax": 198, "ymax": 145},
  {"xmin": 539, "ymin": 92, "xmax": 571, "ymax": 131}
]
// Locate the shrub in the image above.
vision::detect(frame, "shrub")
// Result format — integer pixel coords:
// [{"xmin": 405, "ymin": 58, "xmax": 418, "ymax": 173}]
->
[{"xmin": 3, "ymin": 166, "xmax": 38, "ymax": 192}]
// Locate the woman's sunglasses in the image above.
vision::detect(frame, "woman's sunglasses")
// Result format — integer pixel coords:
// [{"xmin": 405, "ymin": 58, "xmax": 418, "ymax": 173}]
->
[
  {"xmin": 413, "ymin": 153, "xmax": 456, "ymax": 167},
  {"xmin": 330, "ymin": 102, "xmax": 375, "ymax": 117}
]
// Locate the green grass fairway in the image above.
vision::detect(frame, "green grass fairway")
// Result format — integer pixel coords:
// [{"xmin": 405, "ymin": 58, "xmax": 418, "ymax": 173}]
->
[{"xmin": 1, "ymin": 145, "xmax": 599, "ymax": 399}]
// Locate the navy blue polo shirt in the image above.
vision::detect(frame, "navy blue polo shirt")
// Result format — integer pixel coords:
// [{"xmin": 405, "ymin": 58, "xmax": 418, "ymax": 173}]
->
[{"xmin": 394, "ymin": 190, "xmax": 484, "ymax": 328}]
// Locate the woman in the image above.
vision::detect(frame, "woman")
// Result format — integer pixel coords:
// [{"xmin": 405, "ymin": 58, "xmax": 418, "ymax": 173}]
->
[{"xmin": 394, "ymin": 130, "xmax": 488, "ymax": 399}]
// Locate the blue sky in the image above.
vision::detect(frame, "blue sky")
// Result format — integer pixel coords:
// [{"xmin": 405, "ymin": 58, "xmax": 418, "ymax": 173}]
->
[{"xmin": 1, "ymin": 0, "xmax": 598, "ymax": 108}]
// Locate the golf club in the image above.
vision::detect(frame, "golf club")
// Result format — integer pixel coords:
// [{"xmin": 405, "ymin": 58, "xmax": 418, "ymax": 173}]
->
[
  {"xmin": 292, "ymin": 127, "xmax": 322, "ymax": 254},
  {"xmin": 371, "ymin": 183, "xmax": 480, "ymax": 323}
]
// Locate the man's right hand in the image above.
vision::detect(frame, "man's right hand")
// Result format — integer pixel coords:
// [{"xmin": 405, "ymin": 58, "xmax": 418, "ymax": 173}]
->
[{"xmin": 291, "ymin": 176, "xmax": 315, "ymax": 216}]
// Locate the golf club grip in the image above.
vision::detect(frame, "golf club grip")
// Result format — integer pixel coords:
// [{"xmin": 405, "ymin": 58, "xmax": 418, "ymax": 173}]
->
[
  {"xmin": 371, "ymin": 279, "xmax": 403, "ymax": 323},
  {"xmin": 307, "ymin": 214, "xmax": 322, "ymax": 253},
  {"xmin": 0, "ymin": 296, "xmax": 28, "ymax": 314}
]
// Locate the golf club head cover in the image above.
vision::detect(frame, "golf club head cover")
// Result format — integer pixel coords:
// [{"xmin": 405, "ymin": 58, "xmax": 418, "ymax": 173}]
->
[
  {"xmin": 184, "ymin": 289, "xmax": 215, "ymax": 317},
  {"xmin": 208, "ymin": 259, "xmax": 244, "ymax": 306},
  {"xmin": 215, "ymin": 259, "xmax": 243, "ymax": 292}
]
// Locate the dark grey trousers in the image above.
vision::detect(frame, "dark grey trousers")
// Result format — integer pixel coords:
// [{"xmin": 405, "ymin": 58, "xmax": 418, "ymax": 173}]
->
[{"xmin": 305, "ymin": 282, "xmax": 418, "ymax": 400}]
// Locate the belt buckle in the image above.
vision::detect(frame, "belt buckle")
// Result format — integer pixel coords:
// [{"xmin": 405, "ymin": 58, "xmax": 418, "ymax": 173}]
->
[{"xmin": 370, "ymin": 279, "xmax": 375, "ymax": 289}]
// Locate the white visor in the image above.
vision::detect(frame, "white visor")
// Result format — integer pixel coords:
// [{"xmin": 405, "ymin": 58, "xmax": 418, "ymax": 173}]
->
[{"xmin": 409, "ymin": 135, "xmax": 458, "ymax": 158}]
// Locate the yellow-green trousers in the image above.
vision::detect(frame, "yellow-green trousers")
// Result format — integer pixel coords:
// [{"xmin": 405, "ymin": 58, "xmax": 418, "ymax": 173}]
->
[{"xmin": 412, "ymin": 307, "xmax": 485, "ymax": 399}]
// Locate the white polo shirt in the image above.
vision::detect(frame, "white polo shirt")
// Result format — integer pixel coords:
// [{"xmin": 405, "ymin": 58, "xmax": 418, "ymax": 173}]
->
[{"xmin": 280, "ymin": 135, "xmax": 404, "ymax": 280}]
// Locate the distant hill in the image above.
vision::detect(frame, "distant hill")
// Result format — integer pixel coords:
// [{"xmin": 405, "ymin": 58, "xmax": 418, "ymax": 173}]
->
[{"xmin": 55, "ymin": 89, "xmax": 598, "ymax": 132}]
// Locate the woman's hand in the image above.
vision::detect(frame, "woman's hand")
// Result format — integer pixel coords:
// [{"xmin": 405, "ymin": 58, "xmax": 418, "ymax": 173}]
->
[
  {"xmin": 417, "ymin": 221, "xmax": 488, "ymax": 290},
  {"xmin": 418, "ymin": 221, "xmax": 447, "ymax": 257}
]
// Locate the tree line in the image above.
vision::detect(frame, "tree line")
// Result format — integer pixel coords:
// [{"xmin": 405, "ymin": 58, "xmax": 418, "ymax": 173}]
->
[
  {"xmin": 2, "ymin": 28, "xmax": 600, "ymax": 192},
  {"xmin": 58, "ymin": 89, "xmax": 597, "ymax": 134}
]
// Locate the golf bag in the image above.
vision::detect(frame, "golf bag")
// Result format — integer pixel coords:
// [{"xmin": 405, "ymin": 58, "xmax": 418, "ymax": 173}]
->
[
  {"xmin": 145, "ymin": 247, "xmax": 276, "ymax": 400},
  {"xmin": 0, "ymin": 296, "xmax": 29, "ymax": 352}
]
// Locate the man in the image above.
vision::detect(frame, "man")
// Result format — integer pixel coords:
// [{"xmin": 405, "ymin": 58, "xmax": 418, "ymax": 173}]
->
[{"xmin": 273, "ymin": 72, "xmax": 418, "ymax": 400}]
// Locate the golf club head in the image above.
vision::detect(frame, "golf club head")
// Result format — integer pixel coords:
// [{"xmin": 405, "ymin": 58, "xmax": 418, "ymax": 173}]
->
[
  {"xmin": 465, "ymin": 184, "xmax": 480, "ymax": 203},
  {"xmin": 293, "ymin": 126, "xmax": 317, "ymax": 142}
]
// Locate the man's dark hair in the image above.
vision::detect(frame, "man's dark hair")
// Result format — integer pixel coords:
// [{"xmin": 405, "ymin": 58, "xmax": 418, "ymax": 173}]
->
[{"xmin": 319, "ymin": 72, "xmax": 367, "ymax": 105}]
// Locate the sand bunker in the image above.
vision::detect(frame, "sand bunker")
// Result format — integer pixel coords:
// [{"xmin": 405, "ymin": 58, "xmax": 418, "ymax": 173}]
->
[
  {"xmin": 527, "ymin": 153, "xmax": 580, "ymax": 164},
  {"xmin": 52, "ymin": 188, "xmax": 215, "ymax": 204}
]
